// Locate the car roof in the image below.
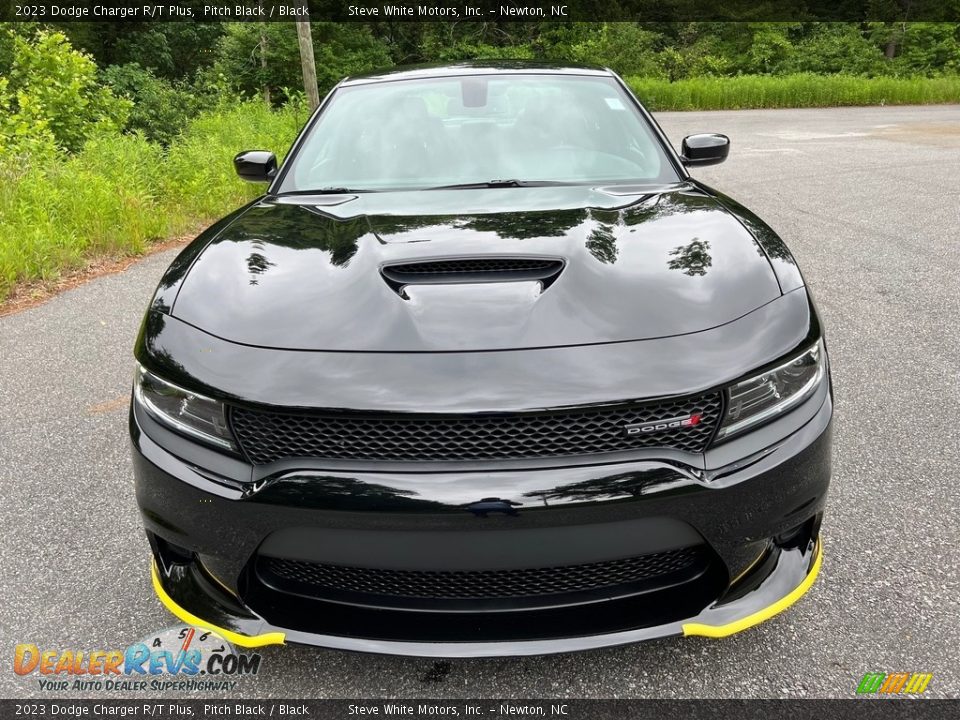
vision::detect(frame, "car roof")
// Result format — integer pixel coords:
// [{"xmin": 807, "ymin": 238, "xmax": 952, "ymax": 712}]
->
[{"xmin": 340, "ymin": 61, "xmax": 614, "ymax": 86}]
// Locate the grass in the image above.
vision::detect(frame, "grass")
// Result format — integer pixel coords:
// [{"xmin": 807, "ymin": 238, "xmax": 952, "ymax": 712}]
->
[
  {"xmin": 626, "ymin": 73, "xmax": 960, "ymax": 111},
  {"xmin": 0, "ymin": 101, "xmax": 306, "ymax": 303}
]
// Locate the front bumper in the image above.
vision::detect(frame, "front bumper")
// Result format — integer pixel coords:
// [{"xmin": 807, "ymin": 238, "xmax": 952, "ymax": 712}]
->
[
  {"xmin": 149, "ymin": 540, "xmax": 822, "ymax": 656},
  {"xmin": 134, "ymin": 389, "xmax": 831, "ymax": 657}
]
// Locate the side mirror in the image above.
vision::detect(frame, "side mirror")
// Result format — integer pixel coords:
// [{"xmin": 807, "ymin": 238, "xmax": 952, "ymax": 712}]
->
[
  {"xmin": 234, "ymin": 150, "xmax": 277, "ymax": 183},
  {"xmin": 680, "ymin": 134, "xmax": 730, "ymax": 167}
]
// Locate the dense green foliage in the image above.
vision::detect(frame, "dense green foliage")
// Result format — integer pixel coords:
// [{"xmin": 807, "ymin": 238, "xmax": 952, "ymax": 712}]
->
[
  {"xmin": 1, "ymin": 20, "xmax": 959, "ymax": 302},
  {"xmin": 0, "ymin": 29, "xmax": 129, "ymax": 154},
  {"xmin": 100, "ymin": 63, "xmax": 204, "ymax": 145},
  {"xmin": 51, "ymin": 22, "xmax": 224, "ymax": 81},
  {"xmin": 205, "ymin": 22, "xmax": 392, "ymax": 105}
]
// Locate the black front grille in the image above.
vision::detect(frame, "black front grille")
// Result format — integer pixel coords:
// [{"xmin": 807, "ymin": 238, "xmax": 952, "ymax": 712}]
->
[
  {"xmin": 230, "ymin": 392, "xmax": 722, "ymax": 465},
  {"xmin": 260, "ymin": 547, "xmax": 701, "ymax": 602}
]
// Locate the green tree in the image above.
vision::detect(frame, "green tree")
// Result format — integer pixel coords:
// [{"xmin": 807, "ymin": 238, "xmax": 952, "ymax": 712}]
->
[
  {"xmin": 0, "ymin": 29, "xmax": 130, "ymax": 154},
  {"xmin": 55, "ymin": 21, "xmax": 223, "ymax": 81},
  {"xmin": 745, "ymin": 24, "xmax": 798, "ymax": 75},
  {"xmin": 206, "ymin": 22, "xmax": 392, "ymax": 105},
  {"xmin": 895, "ymin": 23, "xmax": 960, "ymax": 75},
  {"xmin": 100, "ymin": 63, "xmax": 201, "ymax": 144},
  {"xmin": 561, "ymin": 23, "xmax": 666, "ymax": 77},
  {"xmin": 788, "ymin": 24, "xmax": 887, "ymax": 75}
]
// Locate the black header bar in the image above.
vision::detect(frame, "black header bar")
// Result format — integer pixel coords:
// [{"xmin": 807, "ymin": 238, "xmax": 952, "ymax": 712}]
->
[{"xmin": 1, "ymin": 0, "xmax": 958, "ymax": 23}]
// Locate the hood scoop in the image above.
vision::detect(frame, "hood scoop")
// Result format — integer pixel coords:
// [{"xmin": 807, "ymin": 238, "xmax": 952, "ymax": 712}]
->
[{"xmin": 381, "ymin": 256, "xmax": 565, "ymax": 294}]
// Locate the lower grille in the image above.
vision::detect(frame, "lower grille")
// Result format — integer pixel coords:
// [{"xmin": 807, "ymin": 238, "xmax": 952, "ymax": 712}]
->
[
  {"xmin": 230, "ymin": 392, "xmax": 722, "ymax": 465},
  {"xmin": 259, "ymin": 547, "xmax": 701, "ymax": 602}
]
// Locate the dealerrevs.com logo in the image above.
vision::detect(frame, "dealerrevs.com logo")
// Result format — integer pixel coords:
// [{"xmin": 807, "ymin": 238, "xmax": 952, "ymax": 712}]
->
[{"xmin": 14, "ymin": 626, "xmax": 262, "ymax": 692}]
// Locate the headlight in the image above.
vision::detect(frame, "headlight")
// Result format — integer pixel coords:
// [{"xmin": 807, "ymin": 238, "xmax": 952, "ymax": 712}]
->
[
  {"xmin": 134, "ymin": 365, "xmax": 235, "ymax": 450},
  {"xmin": 716, "ymin": 340, "xmax": 826, "ymax": 440}
]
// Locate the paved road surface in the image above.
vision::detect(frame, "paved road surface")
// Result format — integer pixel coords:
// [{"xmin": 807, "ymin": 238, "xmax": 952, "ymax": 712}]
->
[{"xmin": 1, "ymin": 106, "xmax": 958, "ymax": 699}]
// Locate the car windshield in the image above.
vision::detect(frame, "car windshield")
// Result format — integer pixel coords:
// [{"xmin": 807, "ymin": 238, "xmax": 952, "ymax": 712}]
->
[{"xmin": 278, "ymin": 73, "xmax": 680, "ymax": 193}]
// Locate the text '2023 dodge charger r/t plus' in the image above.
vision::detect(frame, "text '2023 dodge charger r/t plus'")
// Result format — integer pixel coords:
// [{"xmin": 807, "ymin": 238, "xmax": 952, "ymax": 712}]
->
[{"xmin": 131, "ymin": 62, "xmax": 832, "ymax": 656}]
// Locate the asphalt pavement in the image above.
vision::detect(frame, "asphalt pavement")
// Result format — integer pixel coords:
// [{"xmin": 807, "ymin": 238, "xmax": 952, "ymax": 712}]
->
[{"xmin": 1, "ymin": 105, "xmax": 958, "ymax": 699}]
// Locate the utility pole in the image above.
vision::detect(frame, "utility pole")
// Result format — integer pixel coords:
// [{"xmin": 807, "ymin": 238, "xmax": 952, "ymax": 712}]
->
[
  {"xmin": 260, "ymin": 23, "xmax": 271, "ymax": 106},
  {"xmin": 296, "ymin": 20, "xmax": 320, "ymax": 111},
  {"xmin": 257, "ymin": 2, "xmax": 270, "ymax": 106}
]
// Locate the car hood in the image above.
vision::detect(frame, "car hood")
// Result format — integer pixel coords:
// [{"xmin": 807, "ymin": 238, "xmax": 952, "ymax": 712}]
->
[{"xmin": 171, "ymin": 184, "xmax": 784, "ymax": 352}]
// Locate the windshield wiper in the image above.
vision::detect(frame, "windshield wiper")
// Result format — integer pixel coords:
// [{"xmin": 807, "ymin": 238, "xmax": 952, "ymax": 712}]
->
[
  {"xmin": 426, "ymin": 179, "xmax": 572, "ymax": 191},
  {"xmin": 275, "ymin": 187, "xmax": 373, "ymax": 196},
  {"xmin": 310, "ymin": 187, "xmax": 374, "ymax": 194}
]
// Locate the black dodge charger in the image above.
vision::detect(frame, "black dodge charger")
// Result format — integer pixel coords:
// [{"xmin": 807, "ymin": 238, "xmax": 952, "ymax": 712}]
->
[{"xmin": 132, "ymin": 63, "xmax": 832, "ymax": 656}]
